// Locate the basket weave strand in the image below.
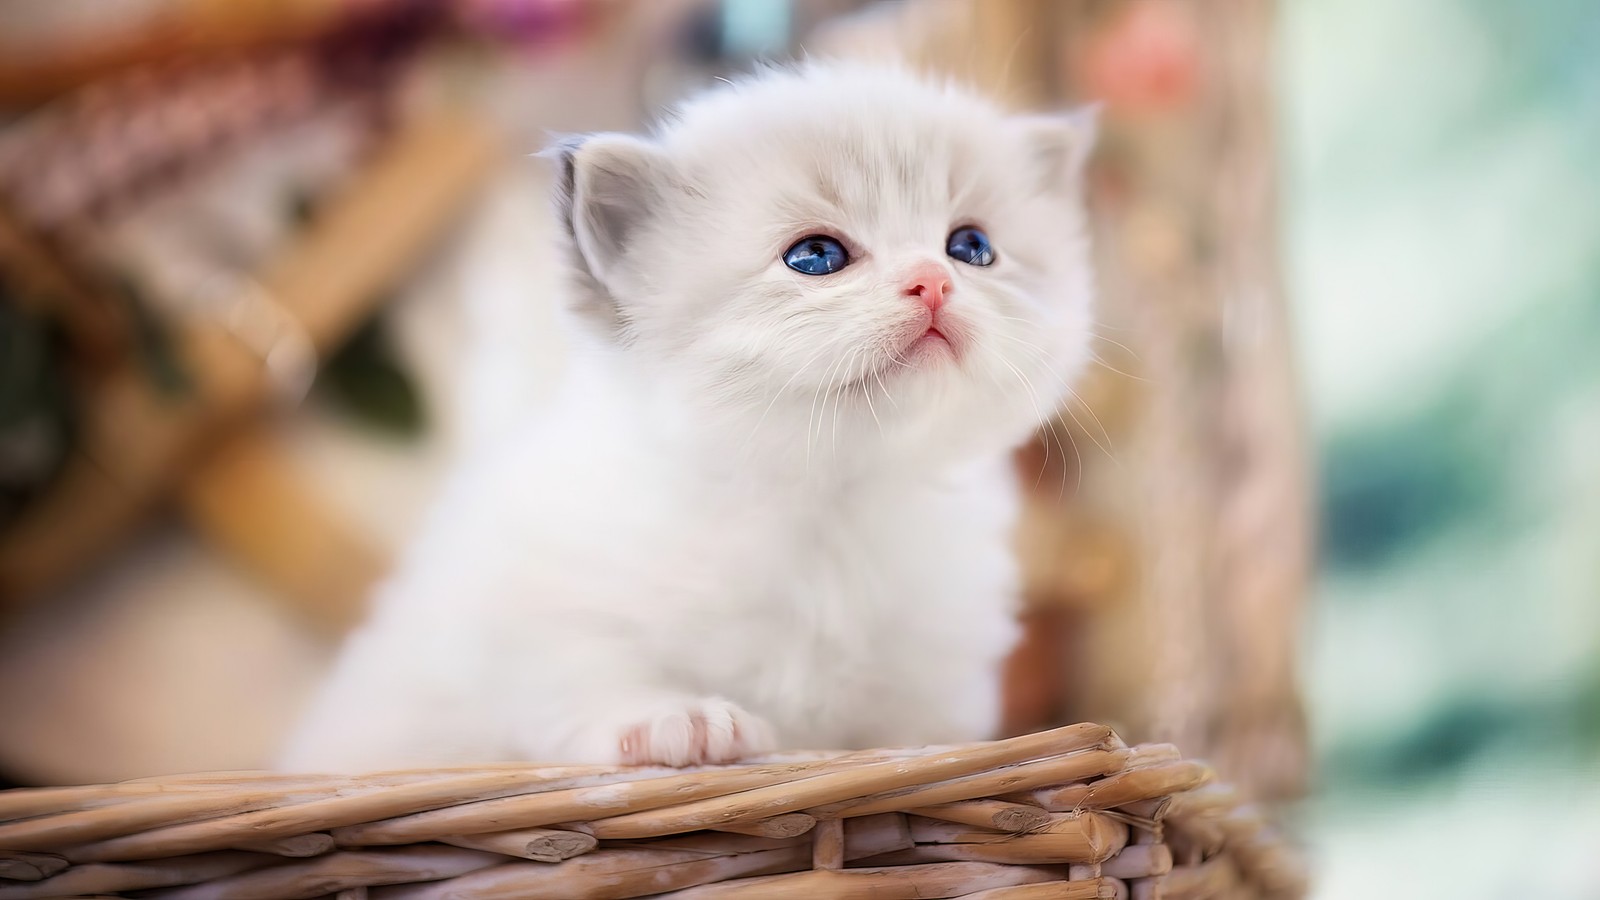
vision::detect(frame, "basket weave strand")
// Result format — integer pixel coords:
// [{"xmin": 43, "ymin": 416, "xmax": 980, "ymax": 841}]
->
[{"xmin": 0, "ymin": 723, "xmax": 1305, "ymax": 899}]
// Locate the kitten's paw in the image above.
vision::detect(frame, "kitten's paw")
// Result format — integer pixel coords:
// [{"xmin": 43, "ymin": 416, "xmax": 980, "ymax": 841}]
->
[{"xmin": 617, "ymin": 698, "xmax": 775, "ymax": 767}]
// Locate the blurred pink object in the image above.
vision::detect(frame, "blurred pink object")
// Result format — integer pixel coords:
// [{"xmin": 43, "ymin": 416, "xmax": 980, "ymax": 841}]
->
[
  {"xmin": 452, "ymin": 0, "xmax": 589, "ymax": 43},
  {"xmin": 1076, "ymin": 2, "xmax": 1200, "ymax": 115}
]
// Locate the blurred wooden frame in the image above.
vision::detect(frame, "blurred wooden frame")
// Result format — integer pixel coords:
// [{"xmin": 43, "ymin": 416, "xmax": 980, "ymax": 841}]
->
[{"xmin": 0, "ymin": 114, "xmax": 499, "ymax": 634}]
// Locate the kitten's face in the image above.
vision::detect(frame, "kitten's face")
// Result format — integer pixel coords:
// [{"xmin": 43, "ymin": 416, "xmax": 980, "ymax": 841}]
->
[{"xmin": 559, "ymin": 65, "xmax": 1094, "ymax": 467}]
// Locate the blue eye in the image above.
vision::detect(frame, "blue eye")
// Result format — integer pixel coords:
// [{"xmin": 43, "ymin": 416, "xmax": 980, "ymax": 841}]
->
[
  {"xmin": 946, "ymin": 226, "xmax": 995, "ymax": 267},
  {"xmin": 783, "ymin": 235, "xmax": 850, "ymax": 275}
]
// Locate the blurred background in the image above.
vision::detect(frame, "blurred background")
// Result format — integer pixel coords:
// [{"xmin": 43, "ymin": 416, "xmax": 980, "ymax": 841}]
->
[{"xmin": 0, "ymin": 1, "xmax": 1594, "ymax": 897}]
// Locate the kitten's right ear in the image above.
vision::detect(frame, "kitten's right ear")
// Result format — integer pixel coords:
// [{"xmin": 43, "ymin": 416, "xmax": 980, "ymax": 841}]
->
[
  {"xmin": 1017, "ymin": 105, "xmax": 1100, "ymax": 192},
  {"xmin": 546, "ymin": 133, "xmax": 673, "ymax": 288}
]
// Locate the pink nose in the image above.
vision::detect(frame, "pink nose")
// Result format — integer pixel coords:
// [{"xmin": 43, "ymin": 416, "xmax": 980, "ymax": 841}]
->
[{"xmin": 903, "ymin": 264, "xmax": 952, "ymax": 311}]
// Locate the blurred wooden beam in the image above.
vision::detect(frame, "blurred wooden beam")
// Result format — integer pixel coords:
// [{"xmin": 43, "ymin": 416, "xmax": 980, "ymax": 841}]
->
[
  {"xmin": 0, "ymin": 0, "xmax": 348, "ymax": 110},
  {"xmin": 1050, "ymin": 0, "xmax": 1311, "ymax": 801},
  {"xmin": 0, "ymin": 114, "xmax": 498, "ymax": 622},
  {"xmin": 178, "ymin": 426, "xmax": 384, "ymax": 635}
]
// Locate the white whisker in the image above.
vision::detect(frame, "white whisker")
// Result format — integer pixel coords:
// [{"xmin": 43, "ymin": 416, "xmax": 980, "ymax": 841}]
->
[
  {"xmin": 1047, "ymin": 421, "xmax": 1078, "ymax": 503},
  {"xmin": 746, "ymin": 344, "xmax": 829, "ymax": 451},
  {"xmin": 830, "ymin": 348, "xmax": 860, "ymax": 460},
  {"xmin": 810, "ymin": 350, "xmax": 852, "ymax": 467},
  {"xmin": 1061, "ymin": 385, "xmax": 1118, "ymax": 464},
  {"xmin": 806, "ymin": 352, "xmax": 841, "ymax": 470},
  {"xmin": 989, "ymin": 332, "xmax": 1119, "ymax": 463},
  {"xmin": 1089, "ymin": 354, "xmax": 1148, "ymax": 383},
  {"xmin": 979, "ymin": 357, "xmax": 1048, "ymax": 489},
  {"xmin": 1092, "ymin": 332, "xmax": 1144, "ymax": 364},
  {"xmin": 860, "ymin": 355, "xmax": 884, "ymax": 438},
  {"xmin": 993, "ymin": 355, "xmax": 1056, "ymax": 471}
]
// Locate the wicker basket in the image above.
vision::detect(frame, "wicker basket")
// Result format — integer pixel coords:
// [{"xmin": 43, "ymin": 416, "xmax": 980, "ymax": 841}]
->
[{"xmin": 0, "ymin": 723, "xmax": 1304, "ymax": 899}]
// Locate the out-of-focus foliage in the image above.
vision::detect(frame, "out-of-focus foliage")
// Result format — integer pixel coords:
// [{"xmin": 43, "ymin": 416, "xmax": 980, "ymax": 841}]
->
[
  {"xmin": 1285, "ymin": 0, "xmax": 1600, "ymax": 895},
  {"xmin": 316, "ymin": 314, "xmax": 427, "ymax": 438}
]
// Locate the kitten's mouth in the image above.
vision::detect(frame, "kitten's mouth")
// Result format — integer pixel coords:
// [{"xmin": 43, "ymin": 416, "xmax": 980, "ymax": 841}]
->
[
  {"xmin": 853, "ymin": 315, "xmax": 961, "ymax": 393},
  {"xmin": 904, "ymin": 319, "xmax": 958, "ymax": 359},
  {"xmin": 837, "ymin": 319, "xmax": 961, "ymax": 396},
  {"xmin": 908, "ymin": 327, "xmax": 951, "ymax": 355}
]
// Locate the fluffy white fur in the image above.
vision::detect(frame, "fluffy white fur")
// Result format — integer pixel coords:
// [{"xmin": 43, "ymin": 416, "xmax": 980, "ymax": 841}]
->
[{"xmin": 280, "ymin": 63, "xmax": 1095, "ymax": 771}]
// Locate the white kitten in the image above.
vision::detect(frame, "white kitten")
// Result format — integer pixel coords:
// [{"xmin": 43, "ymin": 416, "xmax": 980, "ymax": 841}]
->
[{"xmin": 279, "ymin": 63, "xmax": 1095, "ymax": 771}]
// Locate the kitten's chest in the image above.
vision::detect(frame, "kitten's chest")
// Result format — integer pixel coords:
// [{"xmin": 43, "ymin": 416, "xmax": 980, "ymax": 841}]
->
[{"xmin": 683, "ymin": 470, "xmax": 1020, "ymax": 741}]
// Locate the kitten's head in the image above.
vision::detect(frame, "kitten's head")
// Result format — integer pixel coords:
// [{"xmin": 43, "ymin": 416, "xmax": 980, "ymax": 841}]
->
[{"xmin": 552, "ymin": 63, "xmax": 1095, "ymax": 468}]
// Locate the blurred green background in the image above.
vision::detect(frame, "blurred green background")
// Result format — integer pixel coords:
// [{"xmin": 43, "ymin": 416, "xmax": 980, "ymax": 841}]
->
[{"xmin": 1284, "ymin": 0, "xmax": 1600, "ymax": 895}]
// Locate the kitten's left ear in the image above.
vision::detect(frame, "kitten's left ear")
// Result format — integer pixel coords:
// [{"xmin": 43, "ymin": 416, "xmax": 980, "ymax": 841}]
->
[
  {"xmin": 547, "ymin": 133, "xmax": 675, "ymax": 287},
  {"xmin": 1017, "ymin": 105, "xmax": 1100, "ymax": 190},
  {"xmin": 543, "ymin": 133, "xmax": 678, "ymax": 338}
]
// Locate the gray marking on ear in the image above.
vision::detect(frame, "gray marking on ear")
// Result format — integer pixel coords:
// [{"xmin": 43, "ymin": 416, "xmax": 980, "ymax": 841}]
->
[
  {"xmin": 539, "ymin": 133, "xmax": 585, "ymax": 242},
  {"xmin": 540, "ymin": 133, "xmax": 673, "ymax": 341},
  {"xmin": 569, "ymin": 134, "xmax": 671, "ymax": 282}
]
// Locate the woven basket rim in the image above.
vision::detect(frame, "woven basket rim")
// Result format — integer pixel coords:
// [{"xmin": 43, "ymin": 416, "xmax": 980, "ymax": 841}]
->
[{"xmin": 0, "ymin": 722, "xmax": 1306, "ymax": 899}]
